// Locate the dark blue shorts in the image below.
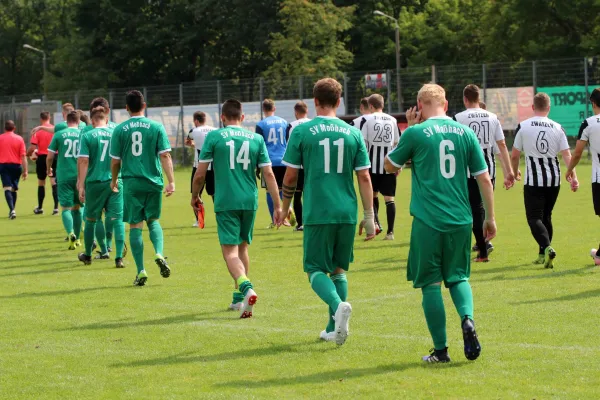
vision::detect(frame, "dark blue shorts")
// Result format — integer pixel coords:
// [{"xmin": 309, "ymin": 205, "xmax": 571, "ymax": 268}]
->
[{"xmin": 0, "ymin": 164, "xmax": 22, "ymax": 190}]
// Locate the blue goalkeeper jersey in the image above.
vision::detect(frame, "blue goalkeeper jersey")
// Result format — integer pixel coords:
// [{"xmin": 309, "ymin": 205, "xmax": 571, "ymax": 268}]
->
[{"xmin": 255, "ymin": 116, "xmax": 289, "ymax": 166}]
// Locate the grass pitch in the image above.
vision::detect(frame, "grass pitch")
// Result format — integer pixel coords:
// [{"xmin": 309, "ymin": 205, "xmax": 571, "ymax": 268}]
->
[{"xmin": 1, "ymin": 165, "xmax": 600, "ymax": 399}]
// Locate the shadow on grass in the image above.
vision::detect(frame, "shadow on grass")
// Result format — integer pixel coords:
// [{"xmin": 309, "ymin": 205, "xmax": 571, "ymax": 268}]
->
[
  {"xmin": 513, "ymin": 288, "xmax": 600, "ymax": 305},
  {"xmin": 354, "ymin": 263, "xmax": 407, "ymax": 274},
  {"xmin": 0, "ymin": 264, "xmax": 87, "ymax": 278},
  {"xmin": 474, "ymin": 265, "xmax": 595, "ymax": 284},
  {"xmin": 0, "ymin": 285, "xmax": 128, "ymax": 299},
  {"xmin": 355, "ymin": 242, "xmax": 409, "ymax": 251},
  {"xmin": 67, "ymin": 311, "xmax": 232, "ymax": 331},
  {"xmin": 4, "ymin": 253, "xmax": 65, "ymax": 266},
  {"xmin": 363, "ymin": 256, "xmax": 407, "ymax": 265},
  {"xmin": 112, "ymin": 340, "xmax": 335, "ymax": 368},
  {"xmin": 472, "ymin": 263, "xmax": 534, "ymax": 275}
]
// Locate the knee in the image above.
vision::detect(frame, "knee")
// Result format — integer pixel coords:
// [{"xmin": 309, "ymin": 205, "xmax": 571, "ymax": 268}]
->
[{"xmin": 384, "ymin": 196, "xmax": 395, "ymax": 203}]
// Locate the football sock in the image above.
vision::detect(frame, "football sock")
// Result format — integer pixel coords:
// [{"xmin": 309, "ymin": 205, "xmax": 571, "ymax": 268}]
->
[
  {"xmin": 72, "ymin": 208, "xmax": 82, "ymax": 239},
  {"xmin": 293, "ymin": 192, "xmax": 303, "ymax": 226},
  {"xmin": 147, "ymin": 220, "xmax": 164, "ymax": 255},
  {"xmin": 385, "ymin": 201, "xmax": 396, "ymax": 234},
  {"xmin": 373, "ymin": 197, "xmax": 381, "ymax": 227},
  {"xmin": 266, "ymin": 193, "xmax": 274, "ymax": 221},
  {"xmin": 527, "ymin": 218, "xmax": 550, "ymax": 254},
  {"xmin": 95, "ymin": 218, "xmax": 108, "ymax": 253},
  {"xmin": 422, "ymin": 285, "xmax": 447, "ymax": 351},
  {"xmin": 310, "ymin": 272, "xmax": 342, "ymax": 314},
  {"xmin": 449, "ymin": 281, "xmax": 474, "ymax": 320},
  {"xmin": 471, "ymin": 200, "xmax": 487, "ymax": 257},
  {"xmin": 52, "ymin": 184, "xmax": 58, "ymax": 209},
  {"xmin": 114, "ymin": 220, "xmax": 125, "ymax": 259},
  {"xmin": 105, "ymin": 217, "xmax": 114, "ymax": 249},
  {"xmin": 11, "ymin": 191, "xmax": 17, "ymax": 207},
  {"xmin": 129, "ymin": 228, "xmax": 144, "ymax": 274},
  {"xmin": 61, "ymin": 209, "xmax": 73, "ymax": 235},
  {"xmin": 232, "ymin": 289, "xmax": 244, "ymax": 304},
  {"xmin": 4, "ymin": 190, "xmax": 14, "ymax": 211},
  {"xmin": 37, "ymin": 186, "xmax": 45, "ymax": 209},
  {"xmin": 236, "ymin": 275, "xmax": 253, "ymax": 296},
  {"xmin": 84, "ymin": 220, "xmax": 96, "ymax": 257},
  {"xmin": 329, "ymin": 273, "xmax": 348, "ymax": 333}
]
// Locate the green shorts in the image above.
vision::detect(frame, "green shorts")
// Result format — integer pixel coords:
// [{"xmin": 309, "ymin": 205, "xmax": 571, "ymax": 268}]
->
[
  {"xmin": 303, "ymin": 224, "xmax": 355, "ymax": 275},
  {"xmin": 407, "ymin": 218, "xmax": 471, "ymax": 288},
  {"xmin": 85, "ymin": 180, "xmax": 123, "ymax": 221},
  {"xmin": 216, "ymin": 210, "xmax": 256, "ymax": 245},
  {"xmin": 122, "ymin": 179, "xmax": 163, "ymax": 225},
  {"xmin": 58, "ymin": 180, "xmax": 82, "ymax": 208}
]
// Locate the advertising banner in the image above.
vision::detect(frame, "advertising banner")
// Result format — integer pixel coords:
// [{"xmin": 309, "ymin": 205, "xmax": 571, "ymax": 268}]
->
[
  {"xmin": 537, "ymin": 86, "xmax": 596, "ymax": 136},
  {"xmin": 485, "ymin": 86, "xmax": 534, "ymax": 130},
  {"xmin": 365, "ymin": 74, "xmax": 388, "ymax": 90}
]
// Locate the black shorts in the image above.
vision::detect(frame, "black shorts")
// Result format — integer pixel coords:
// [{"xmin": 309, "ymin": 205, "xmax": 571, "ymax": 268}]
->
[
  {"xmin": 191, "ymin": 167, "xmax": 215, "ymax": 197},
  {"xmin": 262, "ymin": 166, "xmax": 286, "ymax": 189},
  {"xmin": 36, "ymin": 155, "xmax": 56, "ymax": 181},
  {"xmin": 370, "ymin": 171, "xmax": 397, "ymax": 197},
  {"xmin": 0, "ymin": 163, "xmax": 22, "ymax": 190},
  {"xmin": 524, "ymin": 185, "xmax": 560, "ymax": 221},
  {"xmin": 593, "ymin": 183, "xmax": 600, "ymax": 215},
  {"xmin": 296, "ymin": 169, "xmax": 305, "ymax": 191}
]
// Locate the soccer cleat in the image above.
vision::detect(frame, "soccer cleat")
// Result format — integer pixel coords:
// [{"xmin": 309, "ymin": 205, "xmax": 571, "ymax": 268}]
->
[
  {"xmin": 68, "ymin": 233, "xmax": 77, "ymax": 250},
  {"xmin": 133, "ymin": 270, "xmax": 148, "ymax": 286},
  {"xmin": 295, "ymin": 225, "xmax": 304, "ymax": 232},
  {"xmin": 474, "ymin": 257, "xmax": 489, "ymax": 263},
  {"xmin": 33, "ymin": 207, "xmax": 44, "ymax": 215},
  {"xmin": 192, "ymin": 221, "xmax": 199, "ymax": 227},
  {"xmin": 383, "ymin": 233, "xmax": 394, "ymax": 241},
  {"xmin": 52, "ymin": 209, "xmax": 59, "ymax": 215},
  {"xmin": 319, "ymin": 330, "xmax": 337, "ymax": 342},
  {"xmin": 122, "ymin": 243, "xmax": 128, "ymax": 258},
  {"xmin": 228, "ymin": 302, "xmax": 243, "ymax": 311},
  {"xmin": 590, "ymin": 249, "xmax": 600, "ymax": 266},
  {"xmin": 240, "ymin": 289, "xmax": 258, "ymax": 319},
  {"xmin": 75, "ymin": 239, "xmax": 82, "ymax": 248},
  {"xmin": 544, "ymin": 246, "xmax": 556, "ymax": 269},
  {"xmin": 155, "ymin": 255, "xmax": 171, "ymax": 278},
  {"xmin": 94, "ymin": 252, "xmax": 110, "ymax": 260},
  {"xmin": 422, "ymin": 347, "xmax": 451, "ymax": 363},
  {"xmin": 9, "ymin": 210, "xmax": 16, "ymax": 220},
  {"xmin": 462, "ymin": 317, "xmax": 481, "ymax": 361},
  {"xmin": 533, "ymin": 254, "xmax": 545, "ymax": 265},
  {"xmin": 486, "ymin": 243, "xmax": 494, "ymax": 254},
  {"xmin": 92, "ymin": 241, "xmax": 97, "ymax": 251},
  {"xmin": 334, "ymin": 302, "xmax": 352, "ymax": 346},
  {"xmin": 78, "ymin": 252, "xmax": 92, "ymax": 266},
  {"xmin": 115, "ymin": 258, "xmax": 125, "ymax": 268},
  {"xmin": 266, "ymin": 223, "xmax": 275, "ymax": 229},
  {"xmin": 375, "ymin": 223, "xmax": 383, "ymax": 235},
  {"xmin": 471, "ymin": 244, "xmax": 479, "ymax": 252},
  {"xmin": 107, "ymin": 246, "xmax": 112, "ymax": 253},
  {"xmin": 289, "ymin": 209, "xmax": 297, "ymax": 227}
]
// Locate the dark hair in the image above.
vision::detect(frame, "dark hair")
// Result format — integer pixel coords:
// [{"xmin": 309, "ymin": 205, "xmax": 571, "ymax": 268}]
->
[
  {"xmin": 262, "ymin": 99, "xmax": 275, "ymax": 112},
  {"xmin": 77, "ymin": 110, "xmax": 90, "ymax": 125},
  {"xmin": 222, "ymin": 99, "xmax": 243, "ymax": 120},
  {"xmin": 368, "ymin": 94, "xmax": 384, "ymax": 110},
  {"xmin": 294, "ymin": 101, "xmax": 308, "ymax": 114},
  {"xmin": 463, "ymin": 84, "xmax": 480, "ymax": 103},
  {"xmin": 66, "ymin": 110, "xmax": 80, "ymax": 124},
  {"xmin": 193, "ymin": 111, "xmax": 206, "ymax": 124},
  {"xmin": 4, "ymin": 120, "xmax": 15, "ymax": 131},
  {"xmin": 40, "ymin": 111, "xmax": 50, "ymax": 121},
  {"xmin": 91, "ymin": 106, "xmax": 107, "ymax": 120},
  {"xmin": 360, "ymin": 97, "xmax": 369, "ymax": 109},
  {"xmin": 126, "ymin": 90, "xmax": 144, "ymax": 113},
  {"xmin": 90, "ymin": 97, "xmax": 110, "ymax": 112},
  {"xmin": 590, "ymin": 89, "xmax": 600, "ymax": 108},
  {"xmin": 313, "ymin": 78, "xmax": 342, "ymax": 108}
]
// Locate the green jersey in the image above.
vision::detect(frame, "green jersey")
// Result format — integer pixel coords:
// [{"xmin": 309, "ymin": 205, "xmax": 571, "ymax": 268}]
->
[
  {"xmin": 199, "ymin": 126, "xmax": 271, "ymax": 212},
  {"xmin": 386, "ymin": 116, "xmax": 487, "ymax": 231},
  {"xmin": 80, "ymin": 121, "xmax": 118, "ymax": 136},
  {"xmin": 109, "ymin": 116, "xmax": 171, "ymax": 187},
  {"xmin": 282, "ymin": 116, "xmax": 370, "ymax": 225},
  {"xmin": 55, "ymin": 121, "xmax": 86, "ymax": 133},
  {"xmin": 48, "ymin": 127, "xmax": 81, "ymax": 182},
  {"xmin": 78, "ymin": 126, "xmax": 115, "ymax": 183}
]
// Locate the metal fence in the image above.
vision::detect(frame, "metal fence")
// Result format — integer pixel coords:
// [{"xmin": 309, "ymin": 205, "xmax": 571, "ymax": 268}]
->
[{"xmin": 1, "ymin": 57, "xmax": 599, "ymax": 165}]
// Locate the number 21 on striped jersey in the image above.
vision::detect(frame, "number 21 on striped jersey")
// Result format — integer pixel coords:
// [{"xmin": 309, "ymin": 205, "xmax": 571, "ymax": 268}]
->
[{"xmin": 319, "ymin": 138, "xmax": 344, "ymax": 173}]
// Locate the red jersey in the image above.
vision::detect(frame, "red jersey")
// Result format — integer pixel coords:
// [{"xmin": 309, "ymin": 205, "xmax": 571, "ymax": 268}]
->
[
  {"xmin": 0, "ymin": 132, "xmax": 26, "ymax": 164},
  {"xmin": 31, "ymin": 123, "xmax": 54, "ymax": 155}
]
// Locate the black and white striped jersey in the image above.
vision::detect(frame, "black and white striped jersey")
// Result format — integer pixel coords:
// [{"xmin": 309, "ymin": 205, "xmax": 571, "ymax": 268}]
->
[
  {"xmin": 359, "ymin": 112, "xmax": 400, "ymax": 174},
  {"xmin": 188, "ymin": 125, "xmax": 217, "ymax": 168},
  {"xmin": 578, "ymin": 115, "xmax": 600, "ymax": 183},
  {"xmin": 349, "ymin": 115, "xmax": 367, "ymax": 128},
  {"xmin": 287, "ymin": 117, "xmax": 311, "ymax": 137},
  {"xmin": 514, "ymin": 117, "xmax": 569, "ymax": 187},
  {"xmin": 453, "ymin": 108, "xmax": 504, "ymax": 179}
]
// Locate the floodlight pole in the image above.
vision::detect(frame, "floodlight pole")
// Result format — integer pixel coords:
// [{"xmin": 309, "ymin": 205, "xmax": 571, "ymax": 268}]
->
[{"xmin": 374, "ymin": 11, "xmax": 403, "ymax": 112}]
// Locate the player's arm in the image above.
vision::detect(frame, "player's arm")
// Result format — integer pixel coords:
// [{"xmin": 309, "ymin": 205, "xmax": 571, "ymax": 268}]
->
[
  {"xmin": 46, "ymin": 136, "xmax": 57, "ymax": 177},
  {"xmin": 191, "ymin": 162, "xmax": 208, "ymax": 210},
  {"xmin": 567, "ymin": 122, "xmax": 589, "ymax": 186},
  {"xmin": 26, "ymin": 142, "xmax": 37, "ymax": 157},
  {"xmin": 281, "ymin": 167, "xmax": 298, "ymax": 223},
  {"xmin": 264, "ymin": 165, "xmax": 283, "ymax": 224},
  {"xmin": 110, "ymin": 159, "xmax": 121, "ymax": 192},
  {"xmin": 185, "ymin": 129, "xmax": 194, "ymax": 147},
  {"xmin": 19, "ymin": 139, "xmax": 28, "ymax": 180},
  {"xmin": 160, "ymin": 152, "xmax": 175, "ymax": 196},
  {"xmin": 475, "ymin": 171, "xmax": 496, "ymax": 241},
  {"xmin": 496, "ymin": 139, "xmax": 514, "ymax": 189}
]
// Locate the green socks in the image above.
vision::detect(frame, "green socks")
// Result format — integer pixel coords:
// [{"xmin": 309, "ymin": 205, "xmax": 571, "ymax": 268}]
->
[
  {"xmin": 61, "ymin": 210, "xmax": 73, "ymax": 235},
  {"xmin": 114, "ymin": 220, "xmax": 125, "ymax": 259},
  {"xmin": 232, "ymin": 289, "xmax": 244, "ymax": 304},
  {"xmin": 84, "ymin": 220, "xmax": 96, "ymax": 257},
  {"xmin": 449, "ymin": 281, "xmax": 474, "ymax": 320},
  {"xmin": 422, "ymin": 285, "xmax": 447, "ymax": 351},
  {"xmin": 94, "ymin": 218, "xmax": 108, "ymax": 254},
  {"xmin": 147, "ymin": 220, "xmax": 164, "ymax": 255},
  {"xmin": 105, "ymin": 217, "xmax": 114, "ymax": 249},
  {"xmin": 310, "ymin": 272, "xmax": 342, "ymax": 316},
  {"xmin": 326, "ymin": 273, "xmax": 348, "ymax": 332},
  {"xmin": 236, "ymin": 275, "xmax": 253, "ymax": 296},
  {"xmin": 72, "ymin": 208, "xmax": 82, "ymax": 239},
  {"xmin": 129, "ymin": 228, "xmax": 145, "ymax": 274}
]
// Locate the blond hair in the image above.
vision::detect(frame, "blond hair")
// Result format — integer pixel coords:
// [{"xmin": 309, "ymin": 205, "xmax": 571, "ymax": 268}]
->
[
  {"xmin": 418, "ymin": 84, "xmax": 446, "ymax": 106},
  {"xmin": 533, "ymin": 92, "xmax": 551, "ymax": 111}
]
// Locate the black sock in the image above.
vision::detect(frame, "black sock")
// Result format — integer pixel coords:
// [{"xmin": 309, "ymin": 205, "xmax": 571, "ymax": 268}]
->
[
  {"xmin": 37, "ymin": 186, "xmax": 45, "ymax": 209},
  {"xmin": 385, "ymin": 200, "xmax": 396, "ymax": 234},
  {"xmin": 12, "ymin": 191, "xmax": 17, "ymax": 208},
  {"xmin": 4, "ymin": 190, "xmax": 14, "ymax": 211},
  {"xmin": 193, "ymin": 208, "xmax": 198, "ymax": 221},
  {"xmin": 293, "ymin": 192, "xmax": 303, "ymax": 227},
  {"xmin": 52, "ymin": 184, "xmax": 58, "ymax": 209},
  {"xmin": 373, "ymin": 197, "xmax": 381, "ymax": 227}
]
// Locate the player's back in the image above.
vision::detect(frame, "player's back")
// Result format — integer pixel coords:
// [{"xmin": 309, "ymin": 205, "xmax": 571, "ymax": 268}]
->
[
  {"xmin": 81, "ymin": 126, "xmax": 115, "ymax": 182},
  {"xmin": 111, "ymin": 116, "xmax": 170, "ymax": 186},
  {"xmin": 204, "ymin": 126, "xmax": 270, "ymax": 212},
  {"xmin": 361, "ymin": 112, "xmax": 400, "ymax": 174},
  {"xmin": 284, "ymin": 116, "xmax": 369, "ymax": 225},
  {"xmin": 256, "ymin": 116, "xmax": 288, "ymax": 166},
  {"xmin": 190, "ymin": 125, "xmax": 217, "ymax": 166},
  {"xmin": 50, "ymin": 127, "xmax": 80, "ymax": 181},
  {"xmin": 579, "ymin": 115, "xmax": 600, "ymax": 181},
  {"xmin": 32, "ymin": 128, "xmax": 53, "ymax": 155}
]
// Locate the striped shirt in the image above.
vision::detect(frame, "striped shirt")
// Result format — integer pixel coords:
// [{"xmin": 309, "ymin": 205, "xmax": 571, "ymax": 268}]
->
[
  {"xmin": 187, "ymin": 125, "xmax": 217, "ymax": 168},
  {"xmin": 453, "ymin": 108, "xmax": 504, "ymax": 179},
  {"xmin": 513, "ymin": 116, "xmax": 569, "ymax": 187},
  {"xmin": 359, "ymin": 112, "xmax": 400, "ymax": 174},
  {"xmin": 578, "ymin": 115, "xmax": 600, "ymax": 183}
]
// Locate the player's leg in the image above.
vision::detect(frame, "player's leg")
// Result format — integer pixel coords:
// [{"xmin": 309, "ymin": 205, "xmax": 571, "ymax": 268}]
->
[
  {"xmin": 293, "ymin": 170, "xmax": 304, "ymax": 231},
  {"xmin": 591, "ymin": 183, "xmax": 600, "ymax": 264},
  {"xmin": 371, "ymin": 173, "xmax": 382, "ymax": 232},
  {"xmin": 524, "ymin": 186, "xmax": 551, "ymax": 264},
  {"xmin": 468, "ymin": 178, "xmax": 487, "ymax": 260},
  {"xmin": 328, "ymin": 224, "xmax": 355, "ymax": 345},
  {"xmin": 382, "ymin": 174, "xmax": 398, "ymax": 239},
  {"xmin": 51, "ymin": 158, "xmax": 59, "ymax": 214},
  {"xmin": 79, "ymin": 182, "xmax": 103, "ymax": 264},
  {"xmin": 541, "ymin": 186, "xmax": 560, "ymax": 268},
  {"xmin": 103, "ymin": 213, "xmax": 113, "ymax": 252},
  {"xmin": 1, "ymin": 165, "xmax": 16, "ymax": 218},
  {"xmin": 72, "ymin": 204, "xmax": 83, "ymax": 246},
  {"xmin": 123, "ymin": 182, "xmax": 148, "ymax": 285},
  {"xmin": 35, "ymin": 156, "xmax": 47, "ymax": 214},
  {"xmin": 443, "ymin": 223, "xmax": 480, "ymax": 361},
  {"xmin": 144, "ymin": 187, "xmax": 170, "ymax": 278},
  {"xmin": 191, "ymin": 167, "xmax": 198, "ymax": 226},
  {"xmin": 107, "ymin": 181, "xmax": 125, "ymax": 268}
]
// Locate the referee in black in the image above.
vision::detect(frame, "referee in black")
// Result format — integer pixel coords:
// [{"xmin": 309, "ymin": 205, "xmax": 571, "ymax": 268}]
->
[{"xmin": 511, "ymin": 93, "xmax": 577, "ymax": 269}]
